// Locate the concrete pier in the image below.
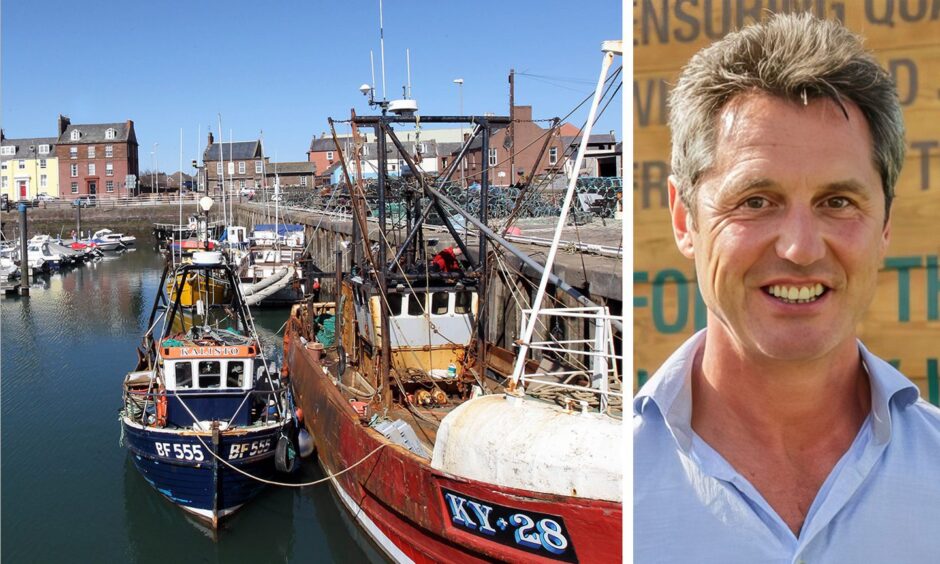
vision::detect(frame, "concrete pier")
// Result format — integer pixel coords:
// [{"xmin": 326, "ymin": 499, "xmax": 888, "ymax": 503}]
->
[{"xmin": 233, "ymin": 203, "xmax": 624, "ymax": 352}]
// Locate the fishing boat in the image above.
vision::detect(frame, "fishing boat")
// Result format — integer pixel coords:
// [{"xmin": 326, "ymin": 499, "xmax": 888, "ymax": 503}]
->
[
  {"xmin": 120, "ymin": 201, "xmax": 298, "ymax": 528},
  {"xmin": 238, "ymin": 224, "xmax": 310, "ymax": 307},
  {"xmin": 282, "ymin": 40, "xmax": 623, "ymax": 563}
]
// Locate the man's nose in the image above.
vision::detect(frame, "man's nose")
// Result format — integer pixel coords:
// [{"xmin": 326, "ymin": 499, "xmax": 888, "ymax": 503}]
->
[{"xmin": 774, "ymin": 206, "xmax": 826, "ymax": 266}]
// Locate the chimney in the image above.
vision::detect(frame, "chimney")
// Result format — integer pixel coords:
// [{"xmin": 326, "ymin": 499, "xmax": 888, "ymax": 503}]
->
[
  {"xmin": 208, "ymin": 131, "xmax": 214, "ymax": 146},
  {"xmin": 58, "ymin": 114, "xmax": 71, "ymax": 136},
  {"xmin": 514, "ymin": 105, "xmax": 533, "ymax": 121}
]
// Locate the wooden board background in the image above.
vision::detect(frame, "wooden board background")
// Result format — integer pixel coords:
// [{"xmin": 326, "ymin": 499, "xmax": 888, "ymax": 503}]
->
[{"xmin": 632, "ymin": 1, "xmax": 940, "ymax": 403}]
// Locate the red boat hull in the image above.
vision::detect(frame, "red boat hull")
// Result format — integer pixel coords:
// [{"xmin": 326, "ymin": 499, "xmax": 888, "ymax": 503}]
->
[{"xmin": 285, "ymin": 335, "xmax": 622, "ymax": 563}]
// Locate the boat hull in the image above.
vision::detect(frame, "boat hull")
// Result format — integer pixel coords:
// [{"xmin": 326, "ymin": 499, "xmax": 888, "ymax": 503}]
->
[
  {"xmin": 122, "ymin": 420, "xmax": 283, "ymax": 526},
  {"xmin": 285, "ymin": 335, "xmax": 621, "ymax": 563}
]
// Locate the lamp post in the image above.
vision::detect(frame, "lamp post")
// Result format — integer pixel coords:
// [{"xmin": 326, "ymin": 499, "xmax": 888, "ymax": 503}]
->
[
  {"xmin": 153, "ymin": 143, "xmax": 159, "ymax": 194},
  {"xmin": 453, "ymin": 78, "xmax": 465, "ymax": 187}
]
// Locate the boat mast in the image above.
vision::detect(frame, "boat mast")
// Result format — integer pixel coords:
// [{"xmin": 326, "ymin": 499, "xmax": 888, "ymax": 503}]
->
[{"xmin": 508, "ymin": 41, "xmax": 622, "ymax": 388}]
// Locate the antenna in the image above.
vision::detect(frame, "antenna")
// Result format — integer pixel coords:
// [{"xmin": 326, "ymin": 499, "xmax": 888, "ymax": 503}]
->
[
  {"xmin": 406, "ymin": 48, "xmax": 412, "ymax": 99},
  {"xmin": 370, "ymin": 50, "xmax": 376, "ymax": 95},
  {"xmin": 379, "ymin": 0, "xmax": 386, "ymax": 99}
]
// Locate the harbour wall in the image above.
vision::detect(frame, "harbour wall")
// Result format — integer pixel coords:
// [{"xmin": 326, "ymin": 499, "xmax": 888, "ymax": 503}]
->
[{"xmin": 233, "ymin": 203, "xmax": 624, "ymax": 358}]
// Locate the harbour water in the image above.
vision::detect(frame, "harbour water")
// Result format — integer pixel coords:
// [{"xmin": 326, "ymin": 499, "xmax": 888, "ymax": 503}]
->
[{"xmin": 0, "ymin": 233, "xmax": 373, "ymax": 562}]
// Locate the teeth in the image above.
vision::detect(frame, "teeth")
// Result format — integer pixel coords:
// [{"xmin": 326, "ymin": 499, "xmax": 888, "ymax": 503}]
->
[{"xmin": 766, "ymin": 283, "xmax": 826, "ymax": 303}]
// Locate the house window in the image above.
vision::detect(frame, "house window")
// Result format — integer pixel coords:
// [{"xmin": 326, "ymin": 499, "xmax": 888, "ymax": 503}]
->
[
  {"xmin": 18, "ymin": 160, "xmax": 26, "ymax": 170},
  {"xmin": 105, "ymin": 128, "xmax": 116, "ymax": 140},
  {"xmin": 39, "ymin": 159, "xmax": 47, "ymax": 169},
  {"xmin": 326, "ymin": 151, "xmax": 334, "ymax": 161},
  {"xmin": 300, "ymin": 176, "xmax": 307, "ymax": 187},
  {"xmin": 238, "ymin": 161, "xmax": 245, "ymax": 174},
  {"xmin": 38, "ymin": 144, "xmax": 50, "ymax": 154},
  {"xmin": 255, "ymin": 160, "xmax": 262, "ymax": 174},
  {"xmin": 71, "ymin": 164, "xmax": 78, "ymax": 177},
  {"xmin": 88, "ymin": 146, "xmax": 95, "ymax": 158},
  {"xmin": 106, "ymin": 163, "xmax": 114, "ymax": 176},
  {"xmin": 1, "ymin": 163, "xmax": 6, "ymax": 170},
  {"xmin": 1, "ymin": 177, "xmax": 7, "ymax": 189},
  {"xmin": 88, "ymin": 163, "xmax": 96, "ymax": 175},
  {"xmin": 40, "ymin": 175, "xmax": 47, "ymax": 188},
  {"xmin": 216, "ymin": 162, "xmax": 222, "ymax": 175},
  {"xmin": 70, "ymin": 130, "xmax": 81, "ymax": 141},
  {"xmin": 106, "ymin": 180, "xmax": 114, "ymax": 192},
  {"xmin": 71, "ymin": 182, "xmax": 78, "ymax": 193},
  {"xmin": 549, "ymin": 147, "xmax": 558, "ymax": 165},
  {"xmin": 227, "ymin": 162, "xmax": 234, "ymax": 175},
  {"xmin": 239, "ymin": 180, "xmax": 246, "ymax": 189},
  {"xmin": 0, "ymin": 146, "xmax": 14, "ymax": 156},
  {"xmin": 70, "ymin": 147, "xmax": 78, "ymax": 159},
  {"xmin": 105, "ymin": 145, "xmax": 113, "ymax": 157},
  {"xmin": 488, "ymin": 148, "xmax": 497, "ymax": 166}
]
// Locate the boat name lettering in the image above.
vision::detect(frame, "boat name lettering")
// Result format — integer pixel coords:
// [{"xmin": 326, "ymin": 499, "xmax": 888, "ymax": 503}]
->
[
  {"xmin": 179, "ymin": 346, "xmax": 241, "ymax": 357},
  {"xmin": 441, "ymin": 489, "xmax": 577, "ymax": 562},
  {"xmin": 228, "ymin": 439, "xmax": 272, "ymax": 460},
  {"xmin": 155, "ymin": 442, "xmax": 205, "ymax": 462}
]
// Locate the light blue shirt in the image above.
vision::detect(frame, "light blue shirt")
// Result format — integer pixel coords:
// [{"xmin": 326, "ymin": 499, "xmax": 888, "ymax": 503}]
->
[{"xmin": 634, "ymin": 330, "xmax": 940, "ymax": 563}]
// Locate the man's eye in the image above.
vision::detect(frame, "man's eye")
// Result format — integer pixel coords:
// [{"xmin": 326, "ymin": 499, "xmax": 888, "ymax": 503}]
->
[
  {"xmin": 825, "ymin": 196, "xmax": 852, "ymax": 209},
  {"xmin": 743, "ymin": 197, "xmax": 767, "ymax": 209}
]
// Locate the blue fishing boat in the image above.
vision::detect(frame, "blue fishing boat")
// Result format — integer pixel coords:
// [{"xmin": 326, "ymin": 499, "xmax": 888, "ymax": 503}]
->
[{"xmin": 120, "ymin": 206, "xmax": 297, "ymax": 528}]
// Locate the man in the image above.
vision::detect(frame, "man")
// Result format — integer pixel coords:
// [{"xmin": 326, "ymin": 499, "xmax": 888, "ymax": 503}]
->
[
  {"xmin": 634, "ymin": 13, "xmax": 940, "ymax": 562},
  {"xmin": 430, "ymin": 245, "xmax": 463, "ymax": 273}
]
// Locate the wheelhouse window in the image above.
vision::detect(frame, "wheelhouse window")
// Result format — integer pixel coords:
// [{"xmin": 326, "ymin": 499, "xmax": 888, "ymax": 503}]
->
[
  {"xmin": 431, "ymin": 292, "xmax": 449, "ymax": 315},
  {"xmin": 455, "ymin": 291, "xmax": 473, "ymax": 314},
  {"xmin": 197, "ymin": 361, "xmax": 221, "ymax": 388},
  {"xmin": 407, "ymin": 292, "xmax": 426, "ymax": 316},
  {"xmin": 175, "ymin": 362, "xmax": 193, "ymax": 389},
  {"xmin": 387, "ymin": 293, "xmax": 403, "ymax": 316},
  {"xmin": 226, "ymin": 361, "xmax": 246, "ymax": 388}
]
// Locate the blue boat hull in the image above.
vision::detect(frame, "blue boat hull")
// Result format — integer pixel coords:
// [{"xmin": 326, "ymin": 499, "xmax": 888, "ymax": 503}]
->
[{"xmin": 122, "ymin": 420, "xmax": 285, "ymax": 526}]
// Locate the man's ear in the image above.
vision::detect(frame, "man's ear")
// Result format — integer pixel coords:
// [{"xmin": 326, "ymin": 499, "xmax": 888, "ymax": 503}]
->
[{"xmin": 669, "ymin": 176, "xmax": 695, "ymax": 259}]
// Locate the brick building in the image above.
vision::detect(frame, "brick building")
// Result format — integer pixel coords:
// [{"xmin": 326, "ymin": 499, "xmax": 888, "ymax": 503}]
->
[
  {"xmin": 266, "ymin": 161, "xmax": 316, "ymax": 189},
  {"xmin": 462, "ymin": 105, "xmax": 569, "ymax": 186},
  {"xmin": 55, "ymin": 115, "xmax": 139, "ymax": 198},
  {"xmin": 202, "ymin": 132, "xmax": 268, "ymax": 195}
]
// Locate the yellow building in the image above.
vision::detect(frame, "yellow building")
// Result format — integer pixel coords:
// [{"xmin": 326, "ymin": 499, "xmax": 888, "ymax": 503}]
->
[{"xmin": 0, "ymin": 136, "xmax": 59, "ymax": 201}]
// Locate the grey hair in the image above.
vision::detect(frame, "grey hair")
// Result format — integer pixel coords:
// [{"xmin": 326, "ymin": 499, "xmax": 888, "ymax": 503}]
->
[{"xmin": 668, "ymin": 12, "xmax": 905, "ymax": 222}]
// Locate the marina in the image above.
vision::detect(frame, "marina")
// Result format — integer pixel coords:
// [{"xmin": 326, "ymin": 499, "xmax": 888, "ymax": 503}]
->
[
  {"xmin": 0, "ymin": 231, "xmax": 373, "ymax": 562},
  {"xmin": 2, "ymin": 2, "xmax": 624, "ymax": 560}
]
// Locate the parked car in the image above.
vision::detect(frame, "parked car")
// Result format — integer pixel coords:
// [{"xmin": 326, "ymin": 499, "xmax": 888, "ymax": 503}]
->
[
  {"xmin": 36, "ymin": 193, "xmax": 58, "ymax": 202},
  {"xmin": 1, "ymin": 194, "xmax": 8, "ymax": 212},
  {"xmin": 72, "ymin": 195, "xmax": 97, "ymax": 208}
]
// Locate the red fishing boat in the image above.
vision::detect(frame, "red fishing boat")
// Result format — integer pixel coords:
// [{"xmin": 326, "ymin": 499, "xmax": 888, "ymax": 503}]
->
[{"xmin": 283, "ymin": 39, "xmax": 623, "ymax": 563}]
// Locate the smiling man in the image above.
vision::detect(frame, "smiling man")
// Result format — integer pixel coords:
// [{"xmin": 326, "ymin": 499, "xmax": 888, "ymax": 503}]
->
[{"xmin": 634, "ymin": 13, "xmax": 940, "ymax": 562}]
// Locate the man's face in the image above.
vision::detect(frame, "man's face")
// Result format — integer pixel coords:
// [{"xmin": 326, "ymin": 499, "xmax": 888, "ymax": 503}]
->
[{"xmin": 669, "ymin": 93, "xmax": 890, "ymax": 362}]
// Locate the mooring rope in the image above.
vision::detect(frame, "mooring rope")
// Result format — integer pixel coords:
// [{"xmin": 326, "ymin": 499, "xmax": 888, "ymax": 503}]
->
[{"xmin": 185, "ymin": 427, "xmax": 387, "ymax": 488}]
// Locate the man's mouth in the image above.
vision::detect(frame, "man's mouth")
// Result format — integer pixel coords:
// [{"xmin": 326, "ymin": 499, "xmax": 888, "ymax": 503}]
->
[{"xmin": 764, "ymin": 283, "xmax": 827, "ymax": 304}]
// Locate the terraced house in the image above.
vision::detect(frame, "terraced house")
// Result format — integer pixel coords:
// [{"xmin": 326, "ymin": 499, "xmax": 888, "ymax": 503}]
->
[
  {"xmin": 0, "ymin": 131, "xmax": 58, "ymax": 201},
  {"xmin": 55, "ymin": 115, "xmax": 140, "ymax": 199},
  {"xmin": 202, "ymin": 132, "xmax": 268, "ymax": 195}
]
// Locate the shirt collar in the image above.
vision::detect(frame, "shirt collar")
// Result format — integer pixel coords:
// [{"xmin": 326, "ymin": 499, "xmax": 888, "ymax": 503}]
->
[{"xmin": 634, "ymin": 330, "xmax": 920, "ymax": 450}]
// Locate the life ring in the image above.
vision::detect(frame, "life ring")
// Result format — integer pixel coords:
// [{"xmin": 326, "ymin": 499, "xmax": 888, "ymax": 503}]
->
[{"xmin": 156, "ymin": 394, "xmax": 168, "ymax": 427}]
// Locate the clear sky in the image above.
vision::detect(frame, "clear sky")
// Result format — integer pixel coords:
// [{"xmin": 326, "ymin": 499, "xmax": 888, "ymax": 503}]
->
[{"xmin": 1, "ymin": 0, "xmax": 622, "ymax": 172}]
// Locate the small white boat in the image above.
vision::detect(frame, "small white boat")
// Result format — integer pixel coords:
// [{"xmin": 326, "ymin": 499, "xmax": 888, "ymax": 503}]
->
[{"xmin": 93, "ymin": 229, "xmax": 136, "ymax": 246}]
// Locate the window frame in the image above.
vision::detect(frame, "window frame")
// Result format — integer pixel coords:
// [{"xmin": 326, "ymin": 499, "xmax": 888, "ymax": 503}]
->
[
  {"xmin": 105, "ymin": 145, "xmax": 113, "ymax": 158},
  {"xmin": 549, "ymin": 147, "xmax": 558, "ymax": 165},
  {"xmin": 88, "ymin": 163, "xmax": 96, "ymax": 175},
  {"xmin": 106, "ymin": 162, "xmax": 114, "ymax": 176},
  {"xmin": 106, "ymin": 180, "xmax": 114, "ymax": 192},
  {"xmin": 70, "ymin": 147, "xmax": 78, "ymax": 159},
  {"xmin": 70, "ymin": 164, "xmax": 78, "ymax": 177},
  {"xmin": 238, "ymin": 161, "xmax": 246, "ymax": 174},
  {"xmin": 488, "ymin": 148, "xmax": 497, "ymax": 166},
  {"xmin": 88, "ymin": 146, "xmax": 95, "ymax": 158}
]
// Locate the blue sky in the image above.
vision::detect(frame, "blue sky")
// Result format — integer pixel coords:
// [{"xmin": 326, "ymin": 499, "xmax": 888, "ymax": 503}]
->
[{"xmin": 1, "ymin": 0, "xmax": 622, "ymax": 170}]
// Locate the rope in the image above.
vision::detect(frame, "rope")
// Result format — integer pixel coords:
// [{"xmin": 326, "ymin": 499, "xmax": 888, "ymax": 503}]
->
[{"xmin": 186, "ymin": 429, "xmax": 387, "ymax": 488}]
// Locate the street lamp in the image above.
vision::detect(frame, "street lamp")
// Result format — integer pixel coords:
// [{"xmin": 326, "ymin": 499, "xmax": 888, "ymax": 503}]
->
[
  {"xmin": 153, "ymin": 143, "xmax": 159, "ymax": 194},
  {"xmin": 453, "ymin": 78, "xmax": 465, "ymax": 187}
]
